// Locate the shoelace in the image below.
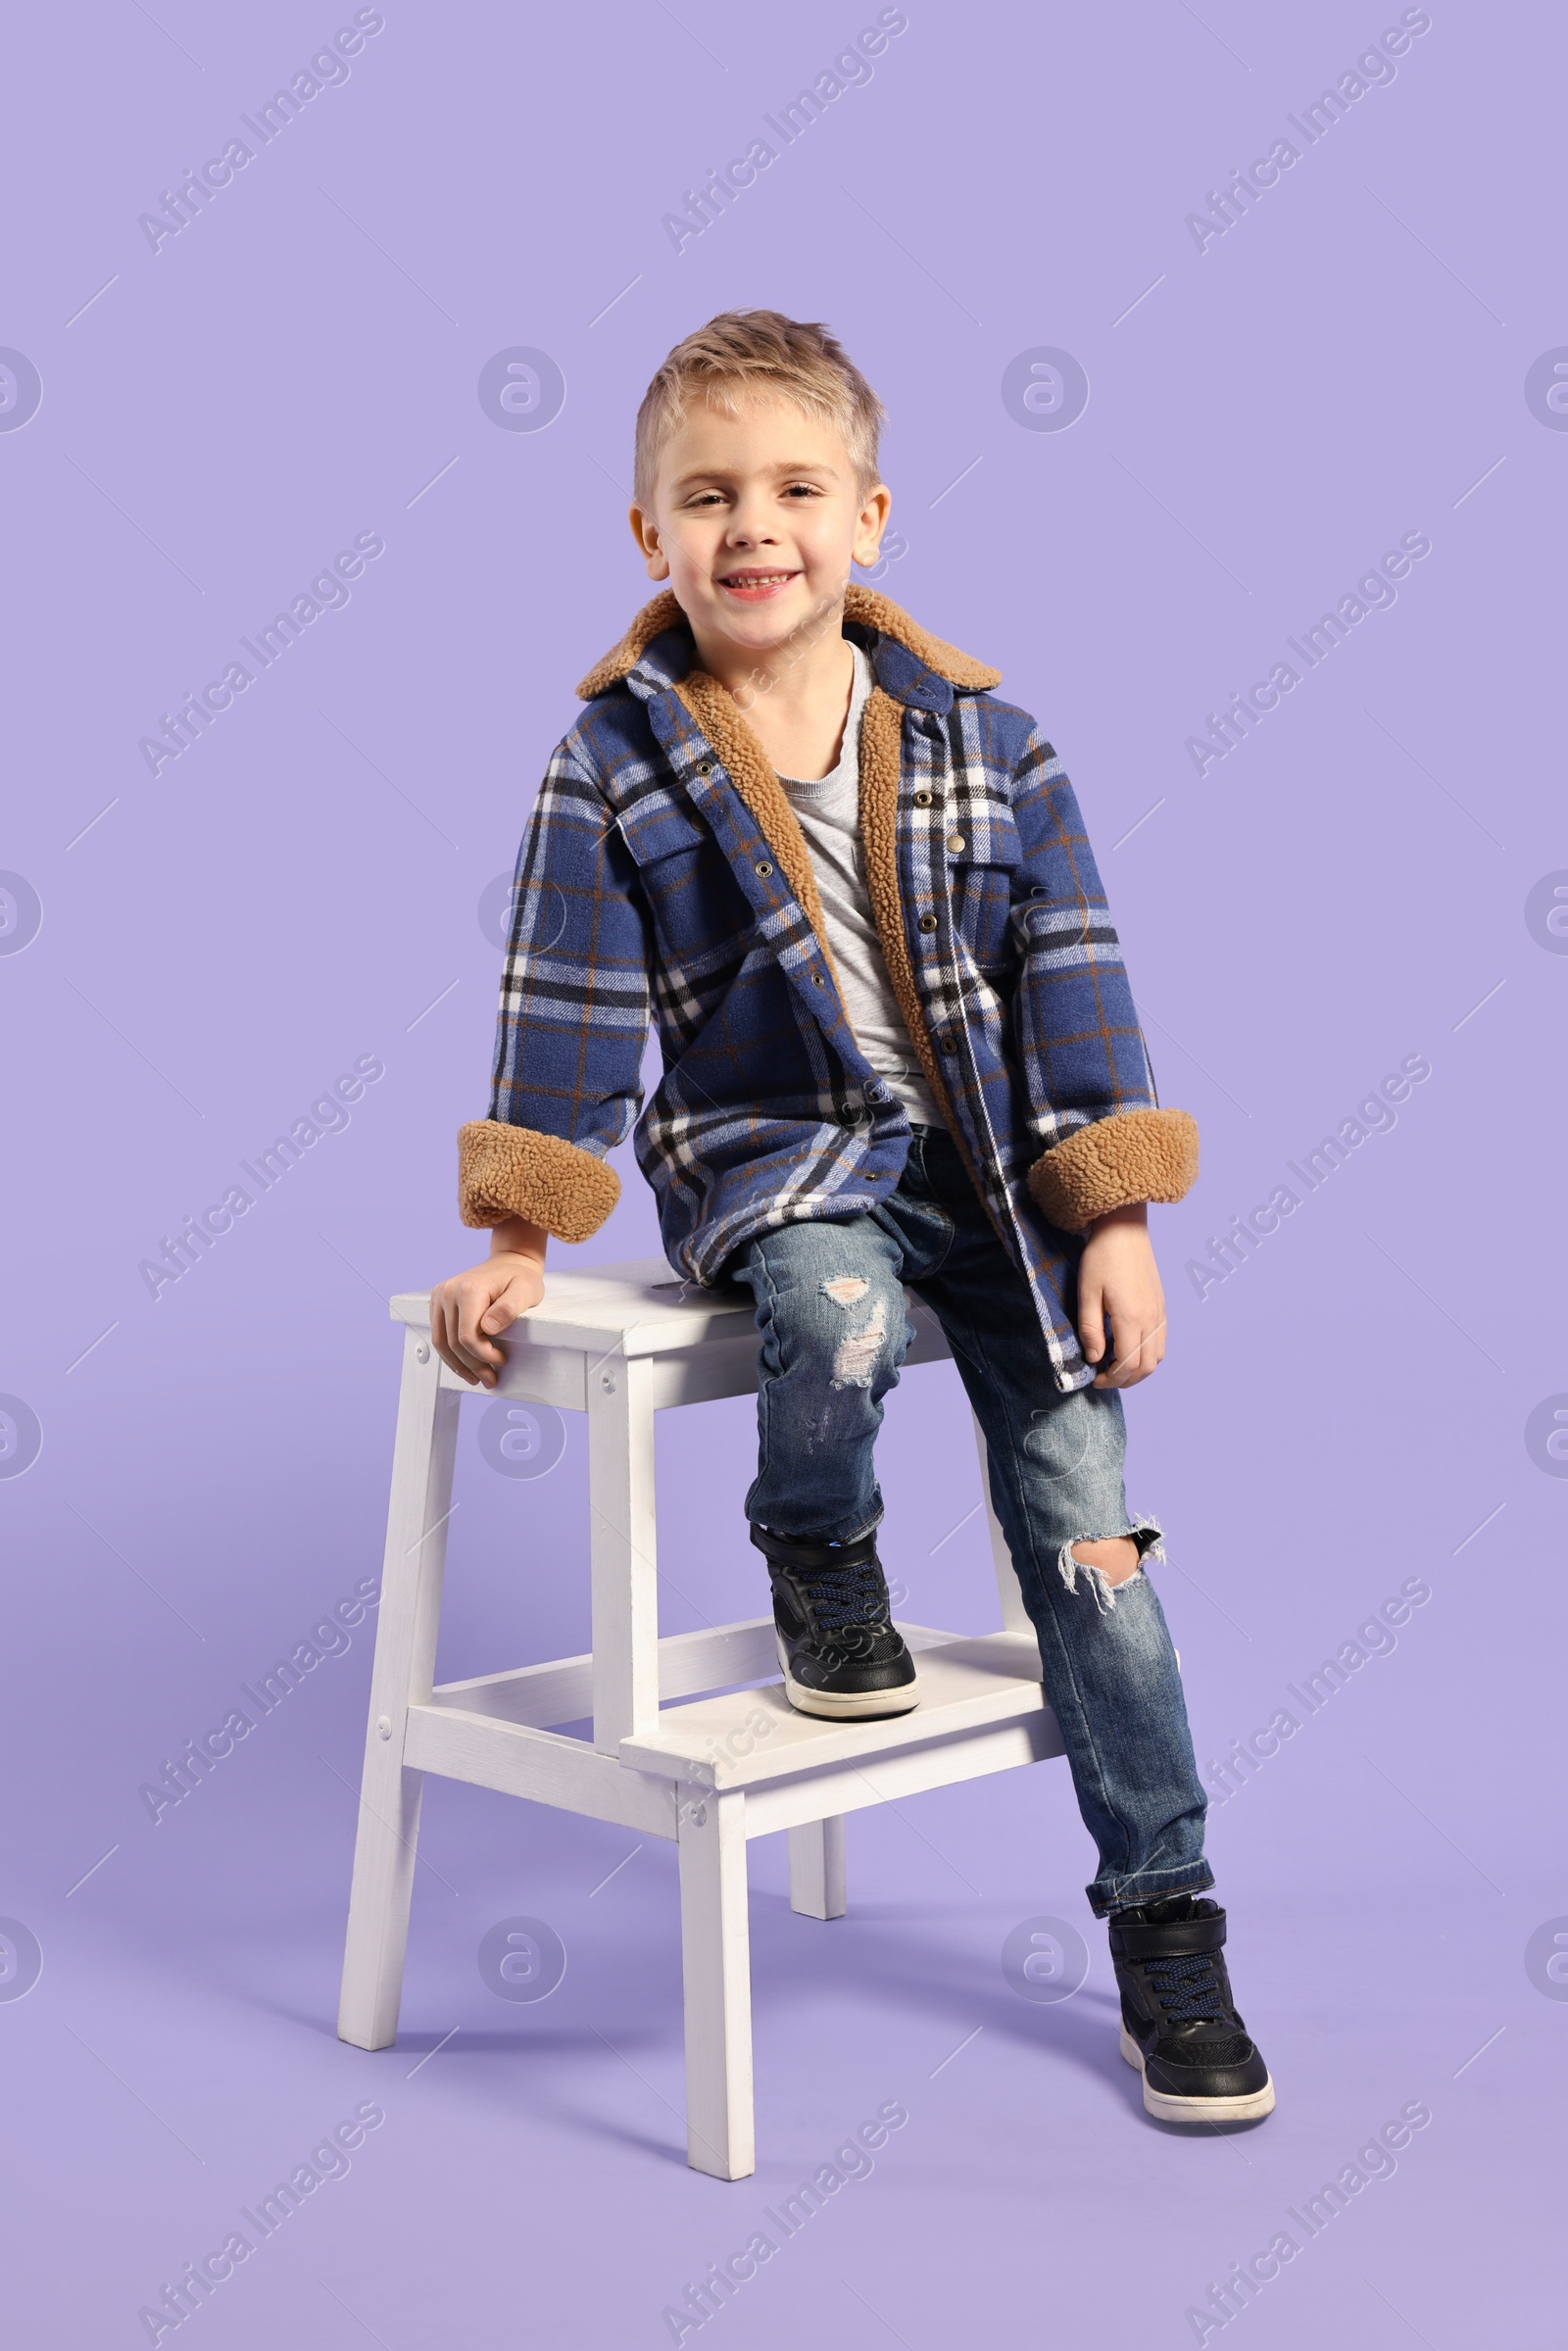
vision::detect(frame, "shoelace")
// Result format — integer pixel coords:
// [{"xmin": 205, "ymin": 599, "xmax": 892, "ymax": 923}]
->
[
  {"xmin": 1145, "ymin": 1949, "xmax": 1226, "ymax": 2024},
  {"xmin": 799, "ymin": 1557, "xmax": 890, "ymax": 1640}
]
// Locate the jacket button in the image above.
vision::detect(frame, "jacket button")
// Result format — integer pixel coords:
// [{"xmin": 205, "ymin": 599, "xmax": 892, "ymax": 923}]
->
[
  {"xmin": 913, "ymin": 790, "xmax": 934, "ymax": 808},
  {"xmin": 755, "ymin": 859, "xmax": 773, "ymax": 877},
  {"xmin": 947, "ymin": 832, "xmax": 965, "ymax": 854},
  {"xmin": 811, "ymin": 971, "xmax": 826, "ymax": 986},
  {"xmin": 917, "ymin": 912, "xmax": 938, "ymax": 933},
  {"xmin": 697, "ymin": 760, "xmax": 713, "ymax": 776},
  {"xmin": 938, "ymin": 1033, "xmax": 957, "ymax": 1053}
]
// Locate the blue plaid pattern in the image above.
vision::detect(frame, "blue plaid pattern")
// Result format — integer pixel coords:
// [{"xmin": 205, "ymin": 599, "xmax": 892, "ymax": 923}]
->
[{"xmin": 485, "ymin": 600, "xmax": 1166, "ymax": 1391}]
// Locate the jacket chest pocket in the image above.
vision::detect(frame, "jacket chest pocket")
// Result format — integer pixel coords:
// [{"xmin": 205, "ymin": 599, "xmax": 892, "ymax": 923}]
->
[
  {"xmin": 615, "ymin": 791, "xmax": 710, "ymax": 870},
  {"xmin": 940, "ymin": 798, "xmax": 1023, "ymax": 973},
  {"xmin": 614, "ymin": 789, "xmax": 750, "ymax": 954}
]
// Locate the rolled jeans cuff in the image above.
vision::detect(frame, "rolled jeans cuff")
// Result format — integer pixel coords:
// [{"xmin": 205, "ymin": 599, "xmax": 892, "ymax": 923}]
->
[{"xmin": 1085, "ymin": 1858, "xmax": 1217, "ymax": 1922}]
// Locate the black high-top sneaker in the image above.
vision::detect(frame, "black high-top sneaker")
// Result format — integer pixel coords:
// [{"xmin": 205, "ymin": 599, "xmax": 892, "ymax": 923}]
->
[
  {"xmin": 1108, "ymin": 1895, "xmax": 1275, "ymax": 2124},
  {"xmin": 750, "ymin": 1525, "xmax": 920, "ymax": 1720}
]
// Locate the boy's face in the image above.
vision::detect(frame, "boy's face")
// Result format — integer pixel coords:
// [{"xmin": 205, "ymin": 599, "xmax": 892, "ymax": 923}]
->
[{"xmin": 629, "ymin": 390, "xmax": 890, "ymax": 662}]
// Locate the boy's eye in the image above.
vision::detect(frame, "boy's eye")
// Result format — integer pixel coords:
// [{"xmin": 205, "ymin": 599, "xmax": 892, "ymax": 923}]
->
[{"xmin": 686, "ymin": 483, "xmax": 822, "ymax": 506}]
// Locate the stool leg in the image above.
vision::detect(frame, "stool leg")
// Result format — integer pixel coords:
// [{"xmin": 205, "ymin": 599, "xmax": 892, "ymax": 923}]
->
[
  {"xmin": 972, "ymin": 1411, "xmax": 1034, "ymax": 1635},
  {"xmin": 337, "ymin": 1330, "xmax": 460, "ymax": 2051},
  {"xmin": 788, "ymin": 1817, "xmax": 847, "ymax": 1920},
  {"xmin": 676, "ymin": 1786, "xmax": 755, "ymax": 2180},
  {"xmin": 588, "ymin": 1353, "xmax": 660, "ymax": 1752}
]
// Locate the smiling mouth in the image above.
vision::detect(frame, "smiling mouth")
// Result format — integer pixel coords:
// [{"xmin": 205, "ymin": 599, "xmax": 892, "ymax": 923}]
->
[{"xmin": 715, "ymin": 569, "xmax": 800, "ymax": 593}]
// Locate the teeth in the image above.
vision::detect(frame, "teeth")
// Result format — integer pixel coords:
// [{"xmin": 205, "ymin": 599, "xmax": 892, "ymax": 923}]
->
[{"xmin": 722, "ymin": 573, "xmax": 793, "ymax": 586}]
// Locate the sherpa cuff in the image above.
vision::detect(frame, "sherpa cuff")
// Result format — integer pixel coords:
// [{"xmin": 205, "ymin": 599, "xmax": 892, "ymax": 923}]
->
[
  {"xmin": 1026, "ymin": 1107, "xmax": 1200, "ymax": 1235},
  {"xmin": 458, "ymin": 1119, "xmax": 620, "ymax": 1244}
]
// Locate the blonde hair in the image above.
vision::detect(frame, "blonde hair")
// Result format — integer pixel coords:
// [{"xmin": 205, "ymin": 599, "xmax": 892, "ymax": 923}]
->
[{"xmin": 633, "ymin": 309, "xmax": 887, "ymax": 513}]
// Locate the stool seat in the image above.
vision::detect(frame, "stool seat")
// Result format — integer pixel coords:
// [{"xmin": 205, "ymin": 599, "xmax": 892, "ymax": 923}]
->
[
  {"xmin": 389, "ymin": 1253, "xmax": 757, "ymax": 1351},
  {"xmin": 338, "ymin": 1254, "xmax": 1061, "ymax": 2180}
]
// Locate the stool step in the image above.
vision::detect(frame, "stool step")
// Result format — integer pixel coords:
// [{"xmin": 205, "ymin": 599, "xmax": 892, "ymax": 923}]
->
[{"xmin": 619, "ymin": 1631, "xmax": 1054, "ymax": 1789}]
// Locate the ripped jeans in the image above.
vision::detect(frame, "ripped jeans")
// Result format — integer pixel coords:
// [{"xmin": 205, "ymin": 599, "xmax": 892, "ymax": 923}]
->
[{"xmin": 726, "ymin": 1123, "xmax": 1211, "ymax": 1916}]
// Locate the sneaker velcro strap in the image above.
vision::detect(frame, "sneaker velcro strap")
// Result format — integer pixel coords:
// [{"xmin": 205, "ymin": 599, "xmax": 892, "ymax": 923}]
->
[
  {"xmin": 1108, "ymin": 1911, "xmax": 1227, "ymax": 1964},
  {"xmin": 749, "ymin": 1524, "xmax": 877, "ymax": 1575}
]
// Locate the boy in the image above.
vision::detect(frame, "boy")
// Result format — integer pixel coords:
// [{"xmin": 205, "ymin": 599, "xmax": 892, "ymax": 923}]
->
[{"xmin": 430, "ymin": 311, "xmax": 1273, "ymax": 2126}]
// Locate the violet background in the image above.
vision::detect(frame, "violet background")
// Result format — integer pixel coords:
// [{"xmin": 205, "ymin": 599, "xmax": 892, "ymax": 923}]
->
[{"xmin": 3, "ymin": 1, "xmax": 1563, "ymax": 2344}]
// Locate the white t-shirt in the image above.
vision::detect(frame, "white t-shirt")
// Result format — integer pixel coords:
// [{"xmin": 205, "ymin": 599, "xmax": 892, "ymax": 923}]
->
[{"xmin": 774, "ymin": 640, "xmax": 948, "ymax": 1129}]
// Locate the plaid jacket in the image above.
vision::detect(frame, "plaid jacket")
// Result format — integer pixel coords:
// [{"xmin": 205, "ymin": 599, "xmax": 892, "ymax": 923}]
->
[{"xmin": 459, "ymin": 586, "xmax": 1197, "ymax": 1391}]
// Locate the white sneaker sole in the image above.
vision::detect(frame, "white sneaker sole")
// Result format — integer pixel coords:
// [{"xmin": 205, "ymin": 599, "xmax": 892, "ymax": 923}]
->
[
  {"xmin": 1119, "ymin": 2024, "xmax": 1276, "ymax": 2123},
  {"xmin": 776, "ymin": 1633, "xmax": 921, "ymax": 1720}
]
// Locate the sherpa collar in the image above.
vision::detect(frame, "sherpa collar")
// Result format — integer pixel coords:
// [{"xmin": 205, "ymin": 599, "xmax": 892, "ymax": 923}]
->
[{"xmin": 573, "ymin": 584, "xmax": 1001, "ymax": 714}]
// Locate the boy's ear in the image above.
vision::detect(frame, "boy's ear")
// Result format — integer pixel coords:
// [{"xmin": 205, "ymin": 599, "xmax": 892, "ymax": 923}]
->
[
  {"xmin": 852, "ymin": 482, "xmax": 893, "ymax": 567},
  {"xmin": 627, "ymin": 501, "xmax": 668, "ymax": 578}
]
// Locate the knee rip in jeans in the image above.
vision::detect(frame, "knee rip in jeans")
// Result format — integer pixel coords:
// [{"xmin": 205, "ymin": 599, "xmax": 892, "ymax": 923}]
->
[
  {"xmin": 820, "ymin": 1276, "xmax": 888, "ymax": 1390},
  {"xmin": 1058, "ymin": 1515, "xmax": 1165, "ymax": 1613}
]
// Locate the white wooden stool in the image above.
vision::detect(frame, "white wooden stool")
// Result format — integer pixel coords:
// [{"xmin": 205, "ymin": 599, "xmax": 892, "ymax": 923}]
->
[{"xmin": 336, "ymin": 1256, "xmax": 1065, "ymax": 2180}]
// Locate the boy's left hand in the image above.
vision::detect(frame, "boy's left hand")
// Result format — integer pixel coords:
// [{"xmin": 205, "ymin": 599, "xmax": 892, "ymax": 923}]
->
[{"xmin": 1077, "ymin": 1202, "xmax": 1166, "ymax": 1388}]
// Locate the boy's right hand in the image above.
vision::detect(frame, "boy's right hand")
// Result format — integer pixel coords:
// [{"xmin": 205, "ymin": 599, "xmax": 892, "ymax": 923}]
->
[{"xmin": 429, "ymin": 1251, "xmax": 544, "ymax": 1389}]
